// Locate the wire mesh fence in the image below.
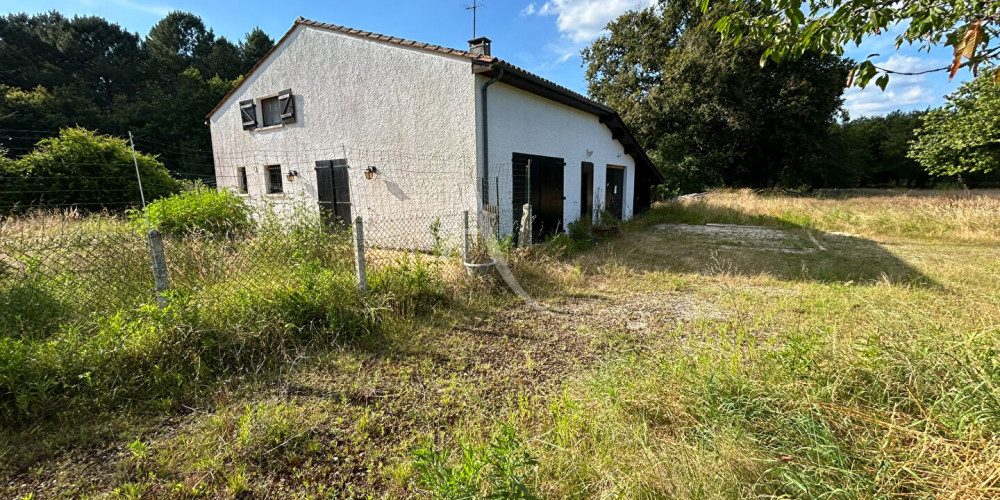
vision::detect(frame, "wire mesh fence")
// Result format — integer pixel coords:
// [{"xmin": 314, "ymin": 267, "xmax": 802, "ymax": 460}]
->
[
  {"xmin": 0, "ymin": 130, "xmax": 543, "ymax": 338},
  {"xmin": 0, "ymin": 206, "xmax": 485, "ymax": 334}
]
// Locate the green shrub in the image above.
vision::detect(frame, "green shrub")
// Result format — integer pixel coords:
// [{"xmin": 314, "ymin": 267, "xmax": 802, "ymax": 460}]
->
[
  {"xmin": 132, "ymin": 184, "xmax": 252, "ymax": 237},
  {"xmin": 0, "ymin": 127, "xmax": 180, "ymax": 212}
]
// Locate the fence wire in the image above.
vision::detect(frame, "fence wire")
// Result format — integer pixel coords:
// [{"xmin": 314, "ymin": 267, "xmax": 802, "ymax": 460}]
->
[{"xmin": 0, "ymin": 138, "xmax": 546, "ymax": 337}]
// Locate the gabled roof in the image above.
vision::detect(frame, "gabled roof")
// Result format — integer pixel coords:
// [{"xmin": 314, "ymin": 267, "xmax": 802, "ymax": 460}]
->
[{"xmin": 206, "ymin": 17, "xmax": 663, "ymax": 184}]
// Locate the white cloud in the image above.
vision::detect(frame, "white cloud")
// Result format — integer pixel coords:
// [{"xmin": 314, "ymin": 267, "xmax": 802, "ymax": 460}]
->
[
  {"xmin": 520, "ymin": 3, "xmax": 537, "ymax": 16},
  {"xmin": 532, "ymin": 0, "xmax": 655, "ymax": 43},
  {"xmin": 843, "ymin": 54, "xmax": 945, "ymax": 117},
  {"xmin": 116, "ymin": 0, "xmax": 173, "ymax": 16},
  {"xmin": 82, "ymin": 0, "xmax": 173, "ymax": 17}
]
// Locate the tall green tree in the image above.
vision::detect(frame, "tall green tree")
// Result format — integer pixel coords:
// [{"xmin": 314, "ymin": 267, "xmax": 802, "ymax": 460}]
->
[
  {"xmin": 584, "ymin": 0, "xmax": 851, "ymax": 191},
  {"xmin": 910, "ymin": 72, "xmax": 1000, "ymax": 177},
  {"xmin": 240, "ymin": 27, "xmax": 275, "ymax": 71},
  {"xmin": 819, "ymin": 111, "xmax": 928, "ymax": 187},
  {"xmin": 145, "ymin": 11, "xmax": 215, "ymax": 79},
  {"xmin": 201, "ymin": 37, "xmax": 244, "ymax": 80}
]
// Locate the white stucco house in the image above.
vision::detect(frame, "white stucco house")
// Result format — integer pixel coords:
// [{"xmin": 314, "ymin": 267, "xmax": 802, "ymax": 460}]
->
[{"xmin": 207, "ymin": 17, "xmax": 662, "ymax": 245}]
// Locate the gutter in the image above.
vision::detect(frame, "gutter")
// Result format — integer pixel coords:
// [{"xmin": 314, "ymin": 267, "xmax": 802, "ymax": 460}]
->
[{"xmin": 480, "ymin": 66, "xmax": 503, "ymax": 207}]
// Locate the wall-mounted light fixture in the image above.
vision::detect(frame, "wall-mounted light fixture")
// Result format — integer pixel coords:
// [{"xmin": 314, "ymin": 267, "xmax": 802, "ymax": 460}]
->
[
  {"xmin": 586, "ymin": 149, "xmax": 594, "ymax": 157},
  {"xmin": 364, "ymin": 166, "xmax": 378, "ymax": 180},
  {"xmin": 286, "ymin": 170, "xmax": 299, "ymax": 182}
]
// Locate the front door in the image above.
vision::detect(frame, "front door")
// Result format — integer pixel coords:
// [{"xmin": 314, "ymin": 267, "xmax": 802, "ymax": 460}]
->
[
  {"xmin": 605, "ymin": 165, "xmax": 625, "ymax": 220},
  {"xmin": 315, "ymin": 159, "xmax": 351, "ymax": 229},
  {"xmin": 512, "ymin": 152, "xmax": 565, "ymax": 240}
]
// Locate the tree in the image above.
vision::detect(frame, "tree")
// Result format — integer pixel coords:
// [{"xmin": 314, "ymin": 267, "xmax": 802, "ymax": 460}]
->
[
  {"xmin": 0, "ymin": 127, "xmax": 180, "ymax": 212},
  {"xmin": 909, "ymin": 72, "xmax": 1000, "ymax": 177},
  {"xmin": 60, "ymin": 16, "xmax": 144, "ymax": 113},
  {"xmin": 0, "ymin": 84, "xmax": 101, "ymax": 152},
  {"xmin": 0, "ymin": 11, "xmax": 251, "ymax": 181},
  {"xmin": 710, "ymin": 0, "xmax": 1000, "ymax": 89},
  {"xmin": 817, "ymin": 111, "xmax": 929, "ymax": 187},
  {"xmin": 240, "ymin": 27, "xmax": 275, "ymax": 72},
  {"xmin": 584, "ymin": 0, "xmax": 851, "ymax": 191},
  {"xmin": 145, "ymin": 11, "xmax": 214, "ymax": 78},
  {"xmin": 201, "ymin": 37, "xmax": 244, "ymax": 80}
]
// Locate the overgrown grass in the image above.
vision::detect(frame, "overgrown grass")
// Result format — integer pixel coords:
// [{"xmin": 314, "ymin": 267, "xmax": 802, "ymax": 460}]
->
[
  {"xmin": 640, "ymin": 188, "xmax": 1000, "ymax": 242},
  {"xmin": 513, "ymin": 189, "xmax": 1000, "ymax": 498},
  {"xmin": 0, "ymin": 209, "xmax": 451, "ymax": 429},
  {"xmin": 5, "ymin": 189, "xmax": 1000, "ymax": 498}
]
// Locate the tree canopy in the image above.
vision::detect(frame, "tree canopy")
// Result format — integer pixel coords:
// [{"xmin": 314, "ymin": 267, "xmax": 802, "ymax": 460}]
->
[
  {"xmin": 909, "ymin": 71, "xmax": 1000, "ymax": 177},
  {"xmin": 584, "ymin": 0, "xmax": 851, "ymax": 191},
  {"xmin": 0, "ymin": 11, "xmax": 273, "ymax": 178},
  {"xmin": 709, "ymin": 0, "xmax": 1000, "ymax": 89}
]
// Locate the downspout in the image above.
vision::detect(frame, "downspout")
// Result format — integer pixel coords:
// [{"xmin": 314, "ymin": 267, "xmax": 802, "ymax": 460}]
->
[{"xmin": 480, "ymin": 66, "xmax": 504, "ymax": 207}]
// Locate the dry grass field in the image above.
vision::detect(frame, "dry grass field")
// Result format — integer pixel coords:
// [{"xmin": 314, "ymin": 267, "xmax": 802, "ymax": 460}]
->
[{"xmin": 3, "ymin": 188, "xmax": 999, "ymax": 498}]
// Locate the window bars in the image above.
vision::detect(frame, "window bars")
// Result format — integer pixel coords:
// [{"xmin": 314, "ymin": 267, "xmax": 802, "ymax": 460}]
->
[{"xmin": 266, "ymin": 165, "xmax": 283, "ymax": 194}]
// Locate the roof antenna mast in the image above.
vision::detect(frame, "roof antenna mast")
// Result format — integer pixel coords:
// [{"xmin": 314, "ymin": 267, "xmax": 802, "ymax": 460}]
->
[{"xmin": 465, "ymin": 0, "xmax": 484, "ymax": 39}]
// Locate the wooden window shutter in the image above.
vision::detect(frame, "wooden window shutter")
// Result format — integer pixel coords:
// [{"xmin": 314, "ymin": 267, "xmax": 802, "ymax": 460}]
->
[
  {"xmin": 239, "ymin": 99, "xmax": 257, "ymax": 130},
  {"xmin": 278, "ymin": 89, "xmax": 295, "ymax": 123}
]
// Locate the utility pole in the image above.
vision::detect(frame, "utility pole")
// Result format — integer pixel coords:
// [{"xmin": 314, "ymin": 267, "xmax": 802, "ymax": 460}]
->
[{"xmin": 465, "ymin": 0, "xmax": 484, "ymax": 39}]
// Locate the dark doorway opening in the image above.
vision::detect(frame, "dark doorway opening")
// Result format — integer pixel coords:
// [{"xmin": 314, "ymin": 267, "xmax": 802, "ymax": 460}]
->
[
  {"xmin": 316, "ymin": 159, "xmax": 351, "ymax": 229},
  {"xmin": 606, "ymin": 165, "xmax": 625, "ymax": 220},
  {"xmin": 512, "ymin": 152, "xmax": 564, "ymax": 241},
  {"xmin": 633, "ymin": 166, "xmax": 656, "ymax": 215},
  {"xmin": 581, "ymin": 161, "xmax": 594, "ymax": 224}
]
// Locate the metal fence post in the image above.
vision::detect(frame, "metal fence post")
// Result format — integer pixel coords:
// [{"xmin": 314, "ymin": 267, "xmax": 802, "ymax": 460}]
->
[
  {"xmin": 463, "ymin": 210, "xmax": 470, "ymax": 262},
  {"xmin": 353, "ymin": 216, "xmax": 367, "ymax": 296},
  {"xmin": 147, "ymin": 229, "xmax": 170, "ymax": 308}
]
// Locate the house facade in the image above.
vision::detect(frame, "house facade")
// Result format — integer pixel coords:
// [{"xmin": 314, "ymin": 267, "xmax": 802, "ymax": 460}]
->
[{"xmin": 207, "ymin": 17, "xmax": 661, "ymax": 245}]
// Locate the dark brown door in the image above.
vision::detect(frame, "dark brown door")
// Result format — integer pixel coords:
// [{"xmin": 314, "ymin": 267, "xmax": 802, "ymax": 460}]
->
[
  {"xmin": 513, "ymin": 152, "xmax": 565, "ymax": 240},
  {"xmin": 315, "ymin": 159, "xmax": 351, "ymax": 229},
  {"xmin": 606, "ymin": 165, "xmax": 625, "ymax": 220},
  {"xmin": 581, "ymin": 161, "xmax": 594, "ymax": 223}
]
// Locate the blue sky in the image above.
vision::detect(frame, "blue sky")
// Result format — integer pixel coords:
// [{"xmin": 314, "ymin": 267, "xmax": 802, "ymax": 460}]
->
[{"xmin": 4, "ymin": 0, "xmax": 974, "ymax": 118}]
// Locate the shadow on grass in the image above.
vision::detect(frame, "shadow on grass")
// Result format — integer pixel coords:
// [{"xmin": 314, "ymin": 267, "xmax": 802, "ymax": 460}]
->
[{"xmin": 605, "ymin": 202, "xmax": 938, "ymax": 287}]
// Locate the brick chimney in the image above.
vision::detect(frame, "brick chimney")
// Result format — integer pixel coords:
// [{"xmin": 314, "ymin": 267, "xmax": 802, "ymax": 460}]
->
[{"xmin": 468, "ymin": 37, "xmax": 492, "ymax": 56}]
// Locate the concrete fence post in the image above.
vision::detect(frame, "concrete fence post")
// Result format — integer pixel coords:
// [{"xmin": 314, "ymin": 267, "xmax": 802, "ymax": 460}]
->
[
  {"xmin": 463, "ymin": 210, "xmax": 470, "ymax": 262},
  {"xmin": 519, "ymin": 204, "xmax": 532, "ymax": 248},
  {"xmin": 147, "ymin": 229, "xmax": 170, "ymax": 308},
  {"xmin": 353, "ymin": 216, "xmax": 367, "ymax": 296}
]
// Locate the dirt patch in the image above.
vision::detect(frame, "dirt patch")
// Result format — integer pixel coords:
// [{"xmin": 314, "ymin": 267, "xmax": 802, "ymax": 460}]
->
[{"xmin": 654, "ymin": 223, "xmax": 823, "ymax": 254}]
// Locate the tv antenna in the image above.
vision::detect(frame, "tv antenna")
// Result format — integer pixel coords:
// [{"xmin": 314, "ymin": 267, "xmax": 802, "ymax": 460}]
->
[{"xmin": 465, "ymin": 0, "xmax": 485, "ymax": 39}]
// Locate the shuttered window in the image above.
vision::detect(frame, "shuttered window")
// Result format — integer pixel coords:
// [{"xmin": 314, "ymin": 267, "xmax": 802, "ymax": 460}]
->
[
  {"xmin": 265, "ymin": 165, "xmax": 283, "ymax": 194},
  {"xmin": 261, "ymin": 97, "xmax": 281, "ymax": 127},
  {"xmin": 241, "ymin": 90, "xmax": 294, "ymax": 131}
]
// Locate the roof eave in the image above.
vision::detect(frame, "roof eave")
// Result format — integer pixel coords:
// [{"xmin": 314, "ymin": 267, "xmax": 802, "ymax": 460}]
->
[{"xmin": 475, "ymin": 61, "xmax": 663, "ymax": 184}]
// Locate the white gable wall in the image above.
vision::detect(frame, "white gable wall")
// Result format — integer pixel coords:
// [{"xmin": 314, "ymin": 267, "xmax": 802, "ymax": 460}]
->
[
  {"xmin": 476, "ymin": 76, "xmax": 636, "ymax": 234},
  {"xmin": 210, "ymin": 25, "xmax": 479, "ymax": 246}
]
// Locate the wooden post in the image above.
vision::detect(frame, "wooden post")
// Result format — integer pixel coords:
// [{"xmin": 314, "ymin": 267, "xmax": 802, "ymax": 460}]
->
[
  {"xmin": 463, "ymin": 210, "xmax": 470, "ymax": 262},
  {"xmin": 353, "ymin": 216, "xmax": 367, "ymax": 296},
  {"xmin": 147, "ymin": 229, "xmax": 170, "ymax": 308}
]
